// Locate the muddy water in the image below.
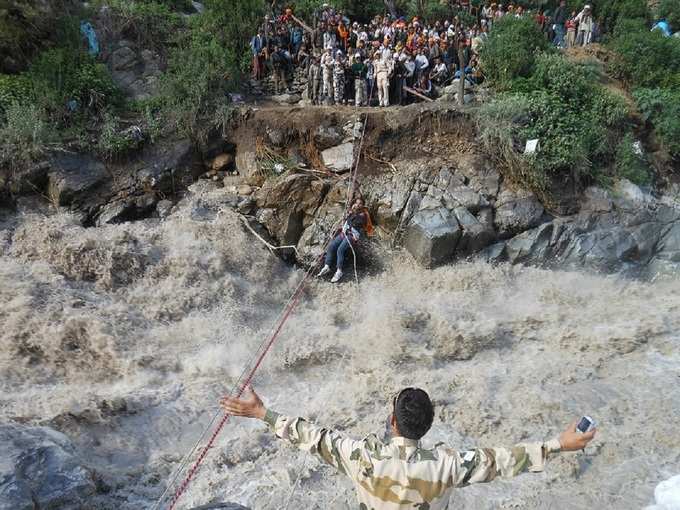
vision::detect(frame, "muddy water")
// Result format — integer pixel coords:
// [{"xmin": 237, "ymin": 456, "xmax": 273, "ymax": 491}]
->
[{"xmin": 1, "ymin": 183, "xmax": 679, "ymax": 509}]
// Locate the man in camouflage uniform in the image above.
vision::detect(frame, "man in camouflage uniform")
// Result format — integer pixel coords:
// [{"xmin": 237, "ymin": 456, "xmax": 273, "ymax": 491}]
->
[
  {"xmin": 307, "ymin": 55, "xmax": 322, "ymax": 105},
  {"xmin": 221, "ymin": 387, "xmax": 596, "ymax": 509},
  {"xmin": 333, "ymin": 52, "xmax": 346, "ymax": 105}
]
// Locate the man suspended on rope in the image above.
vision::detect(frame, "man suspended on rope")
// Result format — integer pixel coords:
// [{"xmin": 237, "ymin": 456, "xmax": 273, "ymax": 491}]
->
[
  {"xmin": 220, "ymin": 387, "xmax": 596, "ymax": 510},
  {"xmin": 317, "ymin": 196, "xmax": 372, "ymax": 283}
]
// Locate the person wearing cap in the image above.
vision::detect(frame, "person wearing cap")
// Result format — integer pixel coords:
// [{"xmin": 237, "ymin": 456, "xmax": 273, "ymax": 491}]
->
[
  {"xmin": 575, "ymin": 4, "xmax": 594, "ymax": 46},
  {"xmin": 221, "ymin": 386, "xmax": 597, "ymax": 510},
  {"xmin": 351, "ymin": 54, "xmax": 368, "ymax": 106}
]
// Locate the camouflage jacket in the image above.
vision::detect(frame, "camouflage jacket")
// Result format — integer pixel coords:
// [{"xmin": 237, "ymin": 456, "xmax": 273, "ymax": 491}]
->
[{"xmin": 264, "ymin": 410, "xmax": 562, "ymax": 509}]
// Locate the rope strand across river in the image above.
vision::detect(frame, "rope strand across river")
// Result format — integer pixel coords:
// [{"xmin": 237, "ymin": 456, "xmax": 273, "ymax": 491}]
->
[{"xmin": 152, "ymin": 105, "xmax": 371, "ymax": 510}]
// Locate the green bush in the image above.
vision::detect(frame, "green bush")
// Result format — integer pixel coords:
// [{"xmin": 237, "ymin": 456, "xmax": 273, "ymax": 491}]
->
[
  {"xmin": 633, "ymin": 88, "xmax": 680, "ymax": 157},
  {"xmin": 609, "ymin": 27, "xmax": 680, "ymax": 89},
  {"xmin": 615, "ymin": 133, "xmax": 651, "ymax": 186},
  {"xmin": 0, "ymin": 74, "xmax": 33, "ymax": 112},
  {"xmin": 0, "ymin": 102, "xmax": 51, "ymax": 171},
  {"xmin": 655, "ymin": 0, "xmax": 680, "ymax": 30},
  {"xmin": 28, "ymin": 48, "xmax": 120, "ymax": 116},
  {"xmin": 478, "ymin": 15, "xmax": 549, "ymax": 90},
  {"xmin": 477, "ymin": 52, "xmax": 630, "ymax": 197},
  {"xmin": 598, "ymin": 0, "xmax": 649, "ymax": 34},
  {"xmin": 475, "ymin": 94, "xmax": 549, "ymax": 193},
  {"xmin": 97, "ymin": 0, "xmax": 183, "ymax": 48},
  {"xmin": 97, "ymin": 112, "xmax": 143, "ymax": 159},
  {"xmin": 159, "ymin": 0, "xmax": 263, "ymax": 141}
]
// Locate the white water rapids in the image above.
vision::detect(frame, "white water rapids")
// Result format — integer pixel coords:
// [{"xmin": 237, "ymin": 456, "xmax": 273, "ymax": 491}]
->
[{"xmin": 1, "ymin": 183, "xmax": 679, "ymax": 509}]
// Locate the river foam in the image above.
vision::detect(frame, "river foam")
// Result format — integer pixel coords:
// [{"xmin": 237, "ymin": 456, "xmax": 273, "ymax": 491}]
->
[{"xmin": 1, "ymin": 184, "xmax": 679, "ymax": 509}]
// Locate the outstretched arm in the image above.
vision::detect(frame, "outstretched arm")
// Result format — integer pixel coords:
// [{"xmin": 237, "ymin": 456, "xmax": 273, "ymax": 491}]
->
[
  {"xmin": 220, "ymin": 388, "xmax": 363, "ymax": 480},
  {"xmin": 450, "ymin": 421, "xmax": 596, "ymax": 486}
]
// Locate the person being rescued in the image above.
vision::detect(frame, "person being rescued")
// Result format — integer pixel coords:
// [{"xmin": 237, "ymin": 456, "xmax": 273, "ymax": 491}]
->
[{"xmin": 317, "ymin": 197, "xmax": 372, "ymax": 283}]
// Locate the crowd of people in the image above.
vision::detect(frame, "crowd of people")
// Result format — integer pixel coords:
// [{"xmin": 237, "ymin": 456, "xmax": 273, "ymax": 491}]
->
[{"xmin": 249, "ymin": 1, "xmax": 601, "ymax": 106}]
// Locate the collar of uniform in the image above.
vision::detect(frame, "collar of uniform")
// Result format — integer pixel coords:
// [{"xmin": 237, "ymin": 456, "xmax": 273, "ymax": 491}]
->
[{"xmin": 390, "ymin": 436, "xmax": 420, "ymax": 447}]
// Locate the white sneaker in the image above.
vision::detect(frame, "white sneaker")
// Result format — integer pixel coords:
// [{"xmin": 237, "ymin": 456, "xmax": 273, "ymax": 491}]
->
[
  {"xmin": 317, "ymin": 265, "xmax": 331, "ymax": 277},
  {"xmin": 330, "ymin": 269, "xmax": 343, "ymax": 283}
]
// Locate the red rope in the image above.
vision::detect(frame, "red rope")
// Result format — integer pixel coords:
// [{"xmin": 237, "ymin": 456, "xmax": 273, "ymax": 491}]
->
[
  {"xmin": 163, "ymin": 102, "xmax": 371, "ymax": 510},
  {"xmin": 166, "ymin": 275, "xmax": 311, "ymax": 510}
]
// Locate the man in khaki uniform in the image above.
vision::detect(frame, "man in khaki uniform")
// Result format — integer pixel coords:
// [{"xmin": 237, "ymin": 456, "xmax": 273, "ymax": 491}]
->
[
  {"xmin": 373, "ymin": 52, "xmax": 392, "ymax": 107},
  {"xmin": 221, "ymin": 387, "xmax": 596, "ymax": 509}
]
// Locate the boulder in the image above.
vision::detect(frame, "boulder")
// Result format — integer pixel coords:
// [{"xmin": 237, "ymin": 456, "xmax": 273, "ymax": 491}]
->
[
  {"xmin": 271, "ymin": 93, "xmax": 301, "ymax": 105},
  {"xmin": 96, "ymin": 200, "xmax": 131, "ymax": 226},
  {"xmin": 314, "ymin": 125, "xmax": 344, "ymax": 148},
  {"xmin": 135, "ymin": 139, "xmax": 195, "ymax": 194},
  {"xmin": 404, "ymin": 207, "xmax": 462, "ymax": 267},
  {"xmin": 235, "ymin": 149, "xmax": 261, "ymax": 186},
  {"xmin": 494, "ymin": 188, "xmax": 545, "ymax": 237},
  {"xmin": 211, "ymin": 153, "xmax": 234, "ymax": 172},
  {"xmin": 6, "ymin": 161, "xmax": 50, "ymax": 196},
  {"xmin": 0, "ymin": 424, "xmax": 96, "ymax": 510},
  {"xmin": 255, "ymin": 173, "xmax": 329, "ymax": 245},
  {"xmin": 454, "ymin": 206, "xmax": 496, "ymax": 255},
  {"xmin": 321, "ymin": 143, "xmax": 355, "ymax": 173},
  {"xmin": 581, "ymin": 186, "xmax": 614, "ymax": 213},
  {"xmin": 106, "ymin": 42, "xmax": 163, "ymax": 100},
  {"xmin": 48, "ymin": 154, "xmax": 108, "ymax": 207},
  {"xmin": 110, "ymin": 45, "xmax": 136, "ymax": 71},
  {"xmin": 237, "ymin": 185, "xmax": 253, "ymax": 196},
  {"xmin": 156, "ymin": 199, "xmax": 173, "ymax": 218}
]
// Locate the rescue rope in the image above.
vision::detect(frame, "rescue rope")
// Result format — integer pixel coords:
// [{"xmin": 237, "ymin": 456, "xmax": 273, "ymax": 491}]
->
[
  {"xmin": 153, "ymin": 91, "xmax": 375, "ymax": 510},
  {"xmin": 345, "ymin": 78, "xmax": 376, "ymax": 286}
]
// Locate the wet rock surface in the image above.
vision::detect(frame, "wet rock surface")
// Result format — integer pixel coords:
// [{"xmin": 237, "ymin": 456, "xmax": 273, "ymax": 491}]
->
[
  {"xmin": 0, "ymin": 424, "xmax": 97, "ymax": 510},
  {"xmin": 484, "ymin": 182, "xmax": 680, "ymax": 277}
]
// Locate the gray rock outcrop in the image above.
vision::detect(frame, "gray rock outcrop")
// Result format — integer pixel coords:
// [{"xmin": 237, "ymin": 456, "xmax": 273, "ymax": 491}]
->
[
  {"xmin": 0, "ymin": 424, "xmax": 96, "ymax": 510},
  {"xmin": 48, "ymin": 154, "xmax": 108, "ymax": 207},
  {"xmin": 404, "ymin": 207, "xmax": 462, "ymax": 267},
  {"xmin": 484, "ymin": 182, "xmax": 680, "ymax": 277},
  {"xmin": 106, "ymin": 40, "xmax": 163, "ymax": 101}
]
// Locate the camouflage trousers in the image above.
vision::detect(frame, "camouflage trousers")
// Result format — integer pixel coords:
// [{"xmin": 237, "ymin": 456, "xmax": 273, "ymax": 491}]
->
[
  {"xmin": 334, "ymin": 74, "xmax": 345, "ymax": 103},
  {"xmin": 354, "ymin": 78, "xmax": 367, "ymax": 106}
]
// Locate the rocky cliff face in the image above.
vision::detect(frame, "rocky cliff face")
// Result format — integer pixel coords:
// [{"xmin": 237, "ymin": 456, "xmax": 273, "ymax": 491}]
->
[
  {"xmin": 207, "ymin": 104, "xmax": 680, "ymax": 279},
  {"xmin": 4, "ymin": 102, "xmax": 680, "ymax": 279}
]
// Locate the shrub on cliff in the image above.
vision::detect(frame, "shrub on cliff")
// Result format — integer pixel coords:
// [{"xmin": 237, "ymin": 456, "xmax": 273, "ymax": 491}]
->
[
  {"xmin": 159, "ymin": 0, "xmax": 263, "ymax": 142},
  {"xmin": 0, "ymin": 103, "xmax": 51, "ymax": 172},
  {"xmin": 634, "ymin": 88, "xmax": 680, "ymax": 158},
  {"xmin": 655, "ymin": 0, "xmax": 680, "ymax": 30},
  {"xmin": 478, "ymin": 16, "xmax": 549, "ymax": 90},
  {"xmin": 477, "ymin": 53, "xmax": 629, "ymax": 199},
  {"xmin": 609, "ymin": 21, "xmax": 680, "ymax": 89}
]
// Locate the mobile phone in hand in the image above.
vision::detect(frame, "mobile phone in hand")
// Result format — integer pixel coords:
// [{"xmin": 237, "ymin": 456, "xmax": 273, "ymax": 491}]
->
[{"xmin": 577, "ymin": 415, "xmax": 596, "ymax": 433}]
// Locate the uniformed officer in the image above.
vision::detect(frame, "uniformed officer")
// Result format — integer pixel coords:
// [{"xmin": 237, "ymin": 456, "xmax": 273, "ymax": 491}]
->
[{"xmin": 221, "ymin": 387, "xmax": 596, "ymax": 509}]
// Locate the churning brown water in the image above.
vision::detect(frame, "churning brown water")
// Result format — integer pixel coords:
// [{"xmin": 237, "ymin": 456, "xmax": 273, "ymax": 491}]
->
[{"xmin": 1, "ymin": 183, "xmax": 679, "ymax": 509}]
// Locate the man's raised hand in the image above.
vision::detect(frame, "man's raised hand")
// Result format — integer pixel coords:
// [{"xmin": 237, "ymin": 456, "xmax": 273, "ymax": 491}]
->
[
  {"xmin": 558, "ymin": 420, "xmax": 597, "ymax": 451},
  {"xmin": 219, "ymin": 386, "xmax": 267, "ymax": 420}
]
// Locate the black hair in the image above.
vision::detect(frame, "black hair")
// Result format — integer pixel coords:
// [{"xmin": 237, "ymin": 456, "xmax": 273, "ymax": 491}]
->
[{"xmin": 394, "ymin": 388, "xmax": 434, "ymax": 440}]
